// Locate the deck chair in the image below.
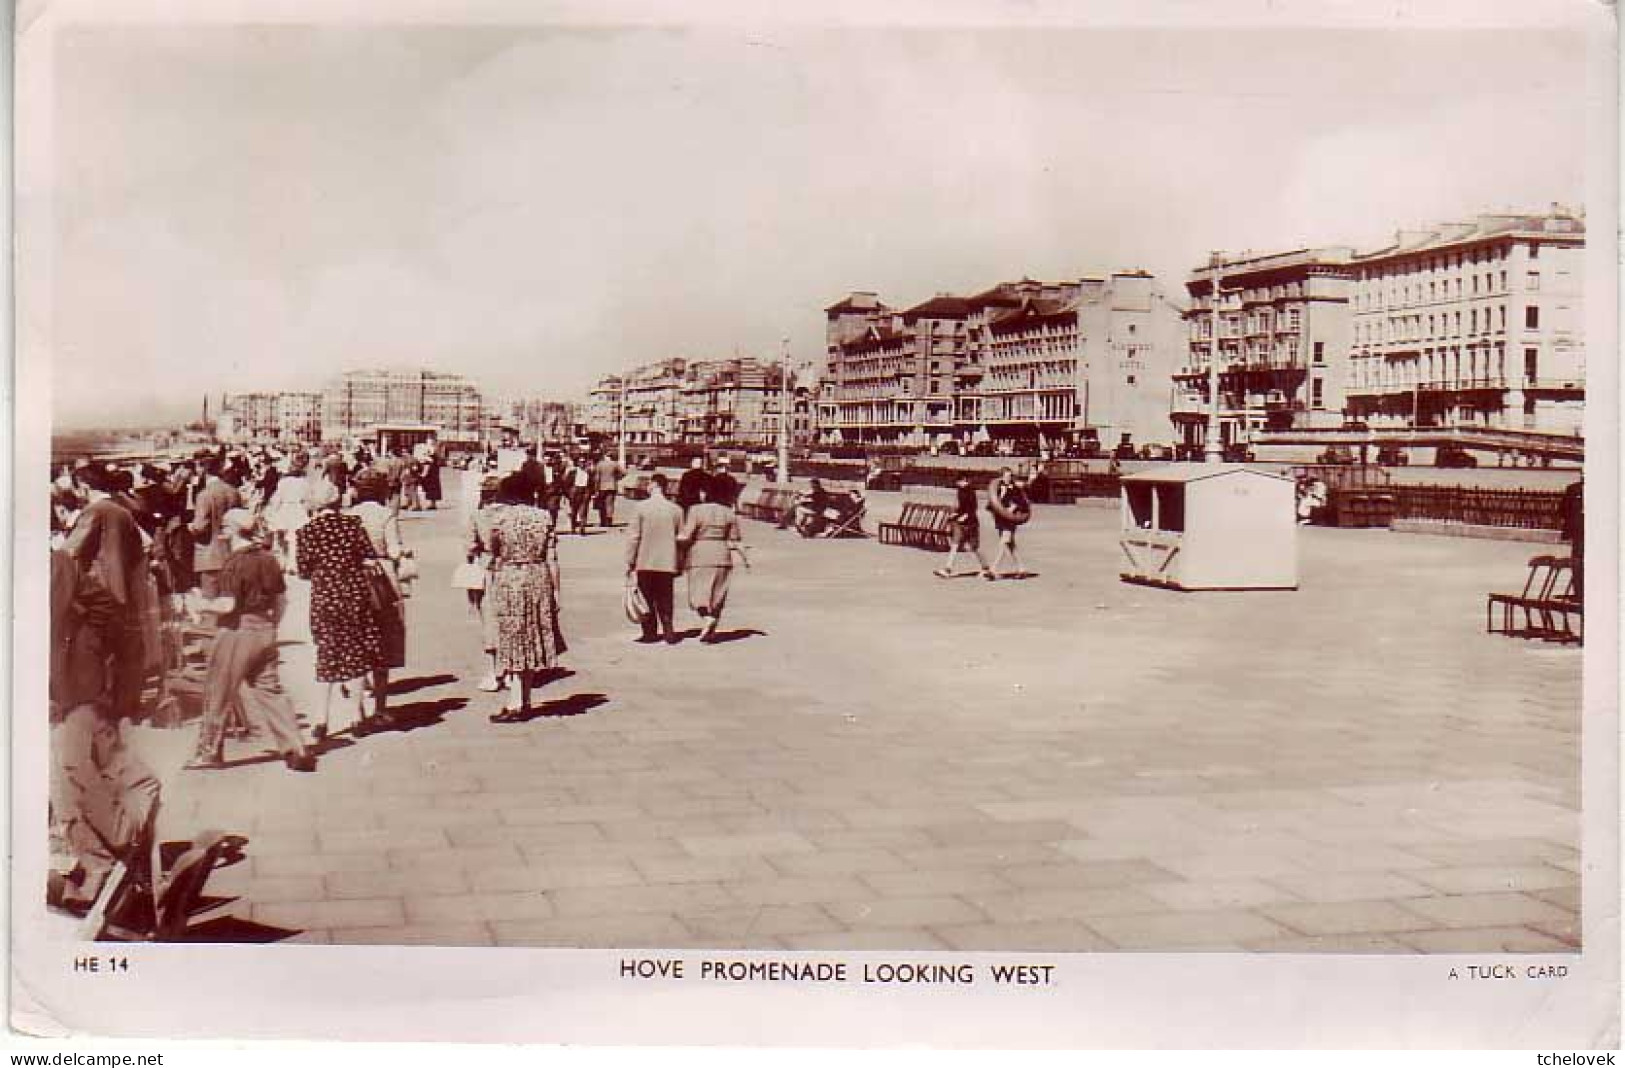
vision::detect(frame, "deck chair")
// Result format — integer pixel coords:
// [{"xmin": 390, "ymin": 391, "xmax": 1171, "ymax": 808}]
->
[
  {"xmin": 51, "ymin": 795, "xmax": 247, "ymax": 942},
  {"xmin": 1486, "ymin": 555, "xmax": 1561, "ymax": 638}
]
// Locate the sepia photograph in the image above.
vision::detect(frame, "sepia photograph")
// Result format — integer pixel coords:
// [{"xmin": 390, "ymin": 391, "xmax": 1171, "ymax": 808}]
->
[{"xmin": 11, "ymin": 0, "xmax": 1618, "ymax": 1049}]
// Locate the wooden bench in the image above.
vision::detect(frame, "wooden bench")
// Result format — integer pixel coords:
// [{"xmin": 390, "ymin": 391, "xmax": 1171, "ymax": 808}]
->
[
  {"xmin": 738, "ymin": 485, "xmax": 798, "ymax": 526},
  {"xmin": 1487, "ymin": 555, "xmax": 1582, "ymax": 644},
  {"xmin": 878, "ymin": 501, "xmax": 957, "ymax": 551}
]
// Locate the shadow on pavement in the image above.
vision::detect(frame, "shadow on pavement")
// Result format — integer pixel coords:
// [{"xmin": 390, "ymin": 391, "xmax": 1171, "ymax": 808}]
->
[
  {"xmin": 706, "ymin": 628, "xmax": 767, "ymax": 644},
  {"xmin": 375, "ymin": 696, "xmax": 468, "ymax": 733},
  {"xmin": 175, "ymin": 915, "xmax": 305, "ymax": 943},
  {"xmin": 389, "ymin": 673, "xmax": 458, "ymax": 697},
  {"xmin": 496, "ymin": 692, "xmax": 609, "ymax": 723}
]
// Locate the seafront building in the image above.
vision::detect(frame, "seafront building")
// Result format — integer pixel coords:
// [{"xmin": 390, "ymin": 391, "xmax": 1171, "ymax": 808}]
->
[
  {"xmin": 820, "ymin": 273, "xmax": 1185, "ymax": 450},
  {"xmin": 1344, "ymin": 209, "xmax": 1586, "ymax": 433},
  {"xmin": 319, "ymin": 368, "xmax": 485, "ymax": 446},
  {"xmin": 585, "ymin": 356, "xmax": 799, "ymax": 447},
  {"xmin": 1176, "ymin": 248, "xmax": 1356, "ymax": 453}
]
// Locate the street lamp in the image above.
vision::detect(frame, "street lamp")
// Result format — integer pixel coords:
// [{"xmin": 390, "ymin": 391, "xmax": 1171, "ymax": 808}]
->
[
  {"xmin": 617, "ymin": 369, "xmax": 628, "ymax": 467},
  {"xmin": 1205, "ymin": 266, "xmax": 1225, "ymax": 463},
  {"xmin": 777, "ymin": 337, "xmax": 791, "ymax": 484}
]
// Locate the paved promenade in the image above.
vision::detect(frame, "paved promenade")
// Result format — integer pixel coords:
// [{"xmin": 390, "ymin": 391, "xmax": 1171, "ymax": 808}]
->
[{"xmin": 149, "ymin": 473, "xmax": 1582, "ymax": 953}]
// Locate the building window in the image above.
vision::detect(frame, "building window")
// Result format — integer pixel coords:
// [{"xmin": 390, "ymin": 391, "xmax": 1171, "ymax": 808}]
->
[
  {"xmin": 1528, "ymin": 243, "xmax": 1539, "ymax": 260},
  {"xmin": 1524, "ymin": 347, "xmax": 1538, "ymax": 383},
  {"xmin": 1527, "ymin": 272, "xmax": 1540, "ymax": 291},
  {"xmin": 1313, "ymin": 341, "xmax": 1325, "ymax": 365},
  {"xmin": 1126, "ymin": 374, "xmax": 1137, "ymax": 385},
  {"xmin": 1311, "ymin": 379, "xmax": 1324, "ymax": 409},
  {"xmin": 1525, "ymin": 306, "xmax": 1540, "ymax": 330}
]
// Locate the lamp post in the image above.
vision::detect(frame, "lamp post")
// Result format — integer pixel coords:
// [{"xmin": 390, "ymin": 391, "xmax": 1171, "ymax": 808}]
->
[
  {"xmin": 616, "ymin": 369, "xmax": 628, "ymax": 467},
  {"xmin": 777, "ymin": 337, "xmax": 791, "ymax": 484},
  {"xmin": 1205, "ymin": 266, "xmax": 1225, "ymax": 463}
]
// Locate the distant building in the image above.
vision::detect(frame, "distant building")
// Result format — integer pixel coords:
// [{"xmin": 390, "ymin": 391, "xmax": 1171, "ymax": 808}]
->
[
  {"xmin": 1177, "ymin": 248, "xmax": 1355, "ymax": 452},
  {"xmin": 320, "ymin": 369, "xmax": 484, "ymax": 445},
  {"xmin": 821, "ymin": 274, "xmax": 1184, "ymax": 449},
  {"xmin": 586, "ymin": 357, "xmax": 798, "ymax": 448},
  {"xmin": 499, "ymin": 397, "xmax": 581, "ymax": 444},
  {"xmin": 219, "ymin": 392, "xmax": 280, "ymax": 442},
  {"xmin": 584, "ymin": 375, "xmax": 624, "ymax": 439},
  {"xmin": 621, "ymin": 358, "xmax": 688, "ymax": 445},
  {"xmin": 276, "ymin": 391, "xmax": 323, "ymax": 444},
  {"xmin": 679, "ymin": 357, "xmax": 789, "ymax": 446},
  {"xmin": 1345, "ymin": 208, "xmax": 1586, "ymax": 433}
]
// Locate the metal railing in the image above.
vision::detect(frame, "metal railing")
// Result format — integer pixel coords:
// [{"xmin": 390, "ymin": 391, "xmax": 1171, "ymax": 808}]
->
[{"xmin": 1389, "ymin": 486, "xmax": 1566, "ymax": 530}]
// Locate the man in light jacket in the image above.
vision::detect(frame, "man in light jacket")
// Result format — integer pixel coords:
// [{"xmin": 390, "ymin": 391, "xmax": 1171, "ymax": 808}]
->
[
  {"xmin": 592, "ymin": 453, "xmax": 625, "ymax": 528},
  {"xmin": 188, "ymin": 459, "xmax": 243, "ymax": 599},
  {"xmin": 624, "ymin": 473, "xmax": 684, "ymax": 645}
]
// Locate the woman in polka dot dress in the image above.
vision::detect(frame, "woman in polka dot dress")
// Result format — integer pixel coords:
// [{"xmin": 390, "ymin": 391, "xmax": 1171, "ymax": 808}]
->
[{"xmin": 296, "ymin": 483, "xmax": 385, "ymax": 737}]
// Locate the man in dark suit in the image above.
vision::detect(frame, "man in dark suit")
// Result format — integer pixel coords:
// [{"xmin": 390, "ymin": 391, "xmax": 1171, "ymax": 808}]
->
[
  {"xmin": 676, "ymin": 456, "xmax": 710, "ymax": 514},
  {"xmin": 62, "ymin": 465, "xmax": 149, "ymax": 720},
  {"xmin": 1562, "ymin": 479, "xmax": 1584, "ymax": 604},
  {"xmin": 625, "ymin": 473, "xmax": 684, "ymax": 644},
  {"xmin": 517, "ymin": 445, "xmax": 548, "ymax": 509},
  {"xmin": 708, "ymin": 461, "xmax": 741, "ymax": 509}
]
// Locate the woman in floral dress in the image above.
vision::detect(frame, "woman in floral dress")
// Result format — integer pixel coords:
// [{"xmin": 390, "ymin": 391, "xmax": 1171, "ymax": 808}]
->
[
  {"xmin": 486, "ymin": 474, "xmax": 565, "ymax": 721},
  {"xmin": 296, "ymin": 482, "xmax": 385, "ymax": 738}
]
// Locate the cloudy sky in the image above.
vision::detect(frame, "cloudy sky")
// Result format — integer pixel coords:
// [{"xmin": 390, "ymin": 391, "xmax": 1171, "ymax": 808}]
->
[{"xmin": 46, "ymin": 19, "xmax": 1594, "ymax": 429}]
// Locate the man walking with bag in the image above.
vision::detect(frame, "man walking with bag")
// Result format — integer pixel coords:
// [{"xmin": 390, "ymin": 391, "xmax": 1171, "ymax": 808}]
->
[{"xmin": 625, "ymin": 473, "xmax": 684, "ymax": 645}]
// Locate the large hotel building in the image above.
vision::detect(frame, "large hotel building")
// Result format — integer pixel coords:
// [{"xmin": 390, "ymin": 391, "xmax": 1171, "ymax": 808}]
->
[
  {"xmin": 1177, "ymin": 248, "xmax": 1355, "ymax": 451},
  {"xmin": 319, "ymin": 368, "xmax": 485, "ymax": 444},
  {"xmin": 1344, "ymin": 210, "xmax": 1586, "ymax": 433},
  {"xmin": 1176, "ymin": 206, "xmax": 1585, "ymax": 451},
  {"xmin": 584, "ymin": 356, "xmax": 798, "ymax": 447},
  {"xmin": 821, "ymin": 273, "xmax": 1185, "ymax": 450}
]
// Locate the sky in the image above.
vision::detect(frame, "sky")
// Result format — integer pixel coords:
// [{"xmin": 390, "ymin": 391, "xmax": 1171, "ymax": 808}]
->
[{"xmin": 45, "ymin": 21, "xmax": 1594, "ymax": 429}]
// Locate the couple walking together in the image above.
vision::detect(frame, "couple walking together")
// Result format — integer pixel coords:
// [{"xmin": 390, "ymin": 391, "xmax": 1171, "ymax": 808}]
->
[{"xmin": 625, "ymin": 472, "xmax": 746, "ymax": 645}]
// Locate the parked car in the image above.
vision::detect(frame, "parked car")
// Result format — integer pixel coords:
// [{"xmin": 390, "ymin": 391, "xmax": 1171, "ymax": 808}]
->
[
  {"xmin": 1317, "ymin": 444, "xmax": 1356, "ymax": 465},
  {"xmin": 1435, "ymin": 444, "xmax": 1479, "ymax": 468},
  {"xmin": 1376, "ymin": 444, "xmax": 1409, "ymax": 466},
  {"xmin": 1112, "ymin": 441, "xmax": 1138, "ymax": 461},
  {"xmin": 1139, "ymin": 444, "xmax": 1175, "ymax": 461},
  {"xmin": 1222, "ymin": 443, "xmax": 1256, "ymax": 463}
]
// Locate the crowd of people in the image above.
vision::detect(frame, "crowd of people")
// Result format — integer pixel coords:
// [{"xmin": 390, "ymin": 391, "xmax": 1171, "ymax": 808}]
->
[
  {"xmin": 47, "ymin": 440, "xmax": 444, "ymax": 910},
  {"xmin": 46, "ymin": 436, "xmax": 1046, "ymax": 916}
]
